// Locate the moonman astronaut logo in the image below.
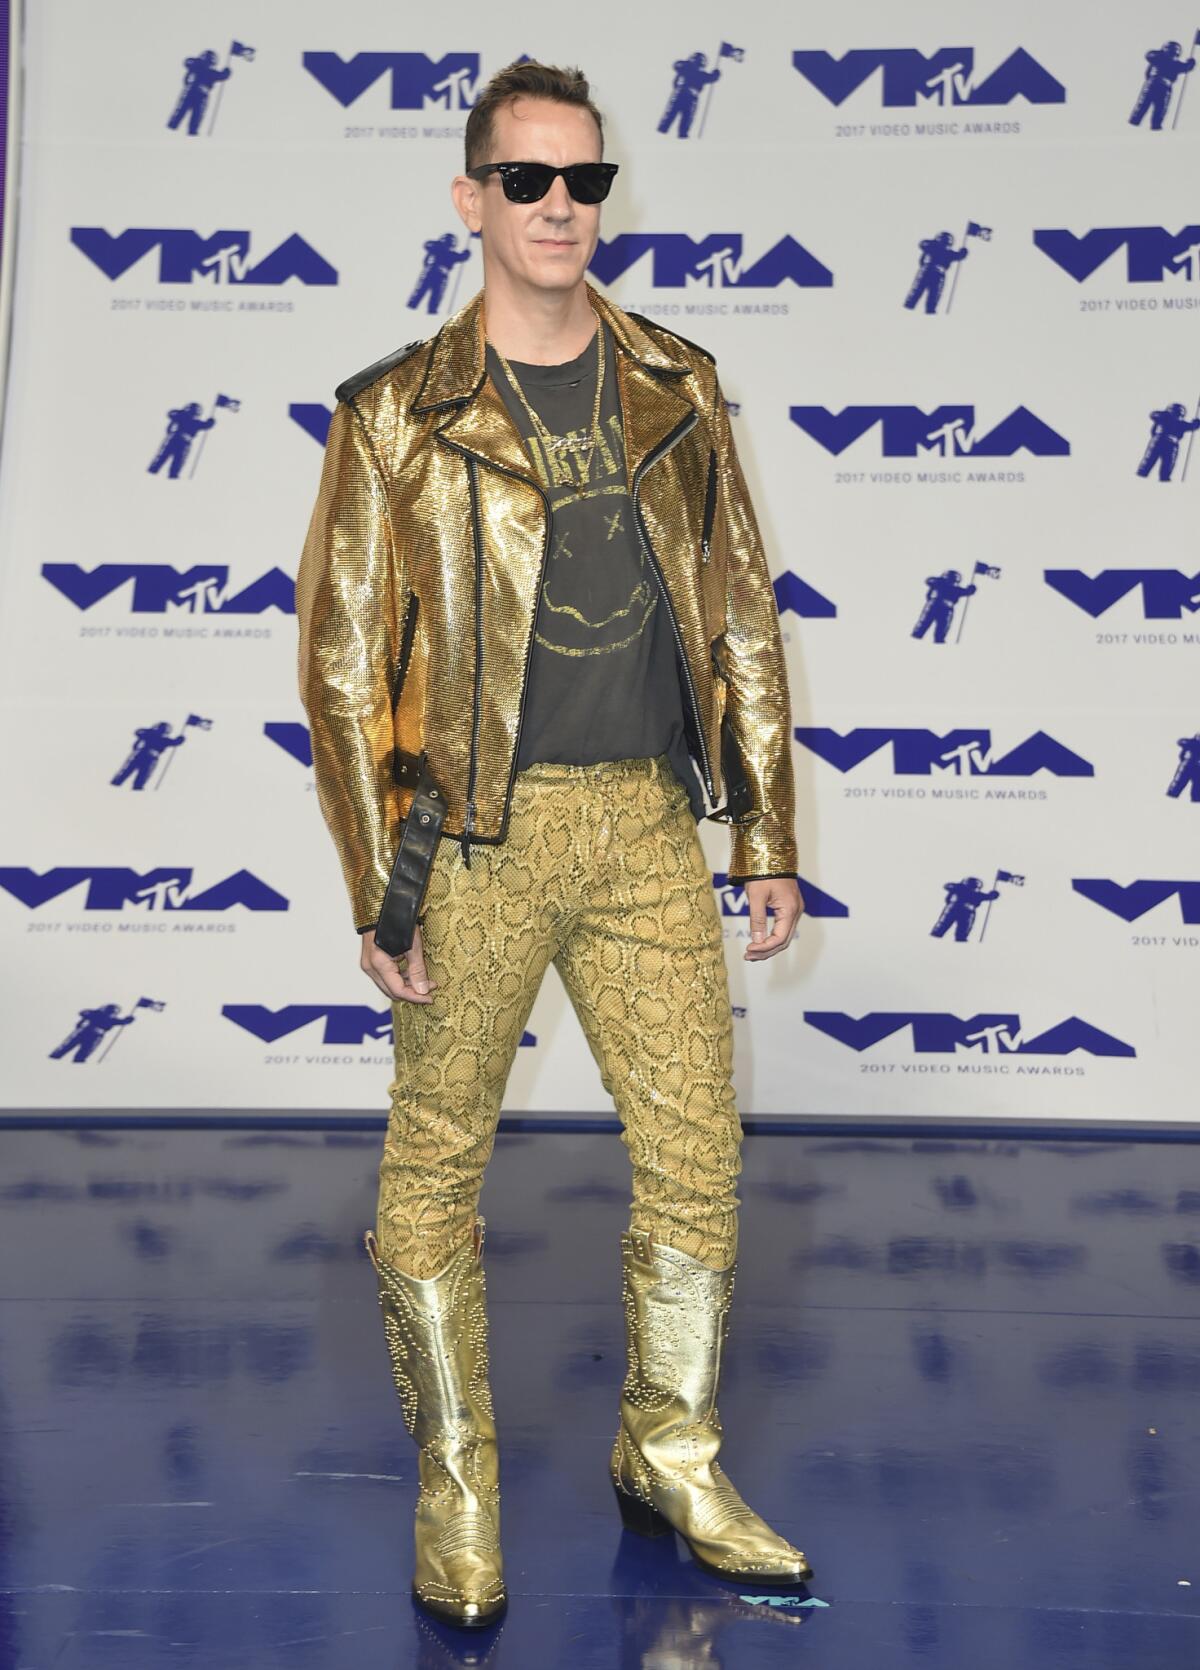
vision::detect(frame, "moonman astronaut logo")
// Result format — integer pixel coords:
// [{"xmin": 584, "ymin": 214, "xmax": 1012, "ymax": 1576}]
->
[
  {"xmin": 49, "ymin": 998, "xmax": 165, "ymax": 1063},
  {"xmin": 912, "ymin": 563, "xmax": 1000, "ymax": 644},
  {"xmin": 409, "ymin": 232, "xmax": 474, "ymax": 314},
  {"xmin": 905, "ymin": 223, "xmax": 991, "ymax": 314},
  {"xmin": 792, "ymin": 48, "xmax": 1066, "ymax": 108},
  {"xmin": 111, "ymin": 716, "xmax": 212, "ymax": 791},
  {"xmin": 1167, "ymin": 733, "xmax": 1200, "ymax": 800},
  {"xmin": 657, "ymin": 42, "xmax": 743, "ymax": 138},
  {"xmin": 148, "ymin": 395, "xmax": 239, "ymax": 479},
  {"xmin": 1129, "ymin": 36, "xmax": 1199, "ymax": 130},
  {"xmin": 1137, "ymin": 402, "xmax": 1200, "ymax": 481},
  {"xmin": 167, "ymin": 41, "xmax": 255, "ymax": 137},
  {"xmin": 931, "ymin": 870, "xmax": 1023, "ymax": 942}
]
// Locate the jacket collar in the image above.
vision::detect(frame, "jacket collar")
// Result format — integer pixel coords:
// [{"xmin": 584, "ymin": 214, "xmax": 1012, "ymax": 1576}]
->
[{"xmin": 410, "ymin": 279, "xmax": 691, "ymax": 415}]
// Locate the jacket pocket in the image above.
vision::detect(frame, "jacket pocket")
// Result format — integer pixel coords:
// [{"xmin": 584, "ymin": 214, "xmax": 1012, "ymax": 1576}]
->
[{"xmin": 391, "ymin": 591, "xmax": 419, "ymax": 710}]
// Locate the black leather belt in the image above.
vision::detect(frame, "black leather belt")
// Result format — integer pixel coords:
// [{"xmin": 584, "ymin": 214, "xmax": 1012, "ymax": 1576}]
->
[{"xmin": 374, "ymin": 753, "xmax": 447, "ymax": 957}]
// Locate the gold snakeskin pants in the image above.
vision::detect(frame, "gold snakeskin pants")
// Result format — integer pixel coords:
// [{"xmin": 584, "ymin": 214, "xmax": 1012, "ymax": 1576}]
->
[{"xmin": 375, "ymin": 752, "xmax": 744, "ymax": 1278}]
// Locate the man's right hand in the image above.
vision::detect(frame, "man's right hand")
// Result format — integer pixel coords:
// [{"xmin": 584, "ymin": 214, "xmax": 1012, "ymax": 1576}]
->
[{"xmin": 360, "ymin": 924, "xmax": 437, "ymax": 1004}]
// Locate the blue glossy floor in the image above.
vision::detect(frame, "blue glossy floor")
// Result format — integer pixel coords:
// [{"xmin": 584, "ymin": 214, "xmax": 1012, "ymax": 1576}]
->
[{"xmin": 1, "ymin": 1121, "xmax": 1198, "ymax": 1669}]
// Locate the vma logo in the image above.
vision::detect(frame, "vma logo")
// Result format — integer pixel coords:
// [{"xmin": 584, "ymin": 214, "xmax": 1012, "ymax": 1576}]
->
[
  {"xmin": 302, "ymin": 52, "xmax": 479, "ymax": 109},
  {"xmin": 70, "ymin": 229, "xmax": 337, "ymax": 285},
  {"xmin": 795, "ymin": 729, "xmax": 1095, "ymax": 777},
  {"xmin": 591, "ymin": 234, "xmax": 832, "ymax": 288},
  {"xmin": 1045, "ymin": 570, "xmax": 1200, "ymax": 618},
  {"xmin": 43, "ymin": 565, "xmax": 295, "ymax": 615},
  {"xmin": 1073, "ymin": 880, "xmax": 1200, "ymax": 924},
  {"xmin": 792, "ymin": 48, "xmax": 1066, "ymax": 108},
  {"xmin": 223, "ymin": 1005, "xmax": 537, "ymax": 1047},
  {"xmin": 775, "ymin": 571, "xmax": 837, "ymax": 618},
  {"xmin": 805, "ymin": 1012, "xmax": 1134, "ymax": 1056},
  {"xmin": 714, "ymin": 872, "xmax": 848, "ymax": 918},
  {"xmin": 1034, "ymin": 226, "xmax": 1200, "ymax": 283},
  {"xmin": 790, "ymin": 406, "xmax": 1070, "ymax": 457},
  {"xmin": 0, "ymin": 869, "xmax": 288, "ymax": 914}
]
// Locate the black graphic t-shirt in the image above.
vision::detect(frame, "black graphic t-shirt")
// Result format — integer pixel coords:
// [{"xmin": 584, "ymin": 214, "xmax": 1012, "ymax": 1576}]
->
[{"xmin": 484, "ymin": 318, "xmax": 704, "ymax": 819}]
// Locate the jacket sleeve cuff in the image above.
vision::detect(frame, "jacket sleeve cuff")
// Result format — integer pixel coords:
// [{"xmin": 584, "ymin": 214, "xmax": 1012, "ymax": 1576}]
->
[{"xmin": 725, "ymin": 870, "xmax": 798, "ymax": 886}]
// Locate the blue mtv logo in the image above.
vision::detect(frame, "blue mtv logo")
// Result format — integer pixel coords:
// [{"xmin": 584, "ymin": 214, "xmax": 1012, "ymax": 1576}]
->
[
  {"xmin": 70, "ymin": 229, "xmax": 337, "ymax": 285},
  {"xmin": 1073, "ymin": 879, "xmax": 1200, "ymax": 923},
  {"xmin": 1045, "ymin": 570, "xmax": 1200, "ymax": 617},
  {"xmin": 43, "ymin": 564, "xmax": 295, "ymax": 615},
  {"xmin": 713, "ymin": 872, "xmax": 847, "ymax": 918},
  {"xmin": 1034, "ymin": 226, "xmax": 1200, "ymax": 282},
  {"xmin": 795, "ymin": 728, "xmax": 1094, "ymax": 777},
  {"xmin": 223, "ymin": 1004, "xmax": 537, "ymax": 1047},
  {"xmin": 775, "ymin": 571, "xmax": 837, "ymax": 618},
  {"xmin": 790, "ymin": 405, "xmax": 1070, "ymax": 457},
  {"xmin": 265, "ymin": 723, "xmax": 312, "ymax": 767},
  {"xmin": 302, "ymin": 52, "xmax": 480, "ymax": 108},
  {"xmin": 591, "ymin": 233, "xmax": 832, "ymax": 288},
  {"xmin": 805, "ymin": 1012, "xmax": 1134, "ymax": 1056},
  {"xmin": 792, "ymin": 48, "xmax": 1066, "ymax": 108},
  {"xmin": 0, "ymin": 868, "xmax": 288, "ymax": 913}
]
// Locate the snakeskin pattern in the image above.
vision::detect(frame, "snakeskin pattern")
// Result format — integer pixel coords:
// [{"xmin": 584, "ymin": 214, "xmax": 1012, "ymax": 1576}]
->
[
  {"xmin": 295, "ymin": 279, "xmax": 798, "ymax": 932},
  {"xmin": 363, "ymin": 1218, "xmax": 506, "ymax": 1625},
  {"xmin": 374, "ymin": 754, "xmax": 744, "ymax": 1278},
  {"xmin": 612, "ymin": 1225, "xmax": 813, "ymax": 1582}
]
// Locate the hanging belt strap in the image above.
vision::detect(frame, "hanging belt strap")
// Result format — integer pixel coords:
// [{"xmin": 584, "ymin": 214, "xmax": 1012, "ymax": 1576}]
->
[{"xmin": 374, "ymin": 753, "xmax": 447, "ymax": 957}]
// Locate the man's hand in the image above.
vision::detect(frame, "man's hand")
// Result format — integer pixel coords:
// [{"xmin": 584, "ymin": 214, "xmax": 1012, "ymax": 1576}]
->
[
  {"xmin": 742, "ymin": 877, "xmax": 804, "ymax": 961},
  {"xmin": 360, "ymin": 923, "xmax": 438, "ymax": 1004}
]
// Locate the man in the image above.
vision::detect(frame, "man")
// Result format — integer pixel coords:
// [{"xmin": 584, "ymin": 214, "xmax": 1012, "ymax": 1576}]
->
[{"xmin": 296, "ymin": 59, "xmax": 811, "ymax": 1630}]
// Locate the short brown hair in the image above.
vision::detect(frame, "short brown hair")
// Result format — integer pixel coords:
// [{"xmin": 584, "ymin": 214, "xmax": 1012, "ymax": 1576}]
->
[{"xmin": 464, "ymin": 60, "xmax": 605, "ymax": 173}]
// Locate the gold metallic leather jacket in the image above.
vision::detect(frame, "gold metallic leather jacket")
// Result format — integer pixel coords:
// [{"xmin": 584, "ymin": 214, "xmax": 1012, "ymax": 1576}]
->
[{"xmin": 296, "ymin": 280, "xmax": 798, "ymax": 932}]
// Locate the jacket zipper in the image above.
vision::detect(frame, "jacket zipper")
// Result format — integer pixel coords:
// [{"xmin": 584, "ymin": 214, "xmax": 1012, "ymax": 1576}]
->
[
  {"xmin": 700, "ymin": 446, "xmax": 717, "ymax": 564},
  {"xmin": 631, "ymin": 407, "xmax": 716, "ymax": 801},
  {"xmin": 462, "ymin": 459, "xmax": 486, "ymax": 865},
  {"xmin": 438, "ymin": 433, "xmax": 554, "ymax": 845}
]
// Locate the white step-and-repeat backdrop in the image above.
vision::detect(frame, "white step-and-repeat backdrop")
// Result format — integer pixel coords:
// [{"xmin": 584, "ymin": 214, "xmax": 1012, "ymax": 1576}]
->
[{"xmin": 1, "ymin": 3, "xmax": 1196, "ymax": 1119}]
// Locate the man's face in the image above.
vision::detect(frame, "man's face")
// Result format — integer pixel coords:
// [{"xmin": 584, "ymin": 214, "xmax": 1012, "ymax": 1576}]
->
[{"xmin": 453, "ymin": 96, "xmax": 604, "ymax": 296}]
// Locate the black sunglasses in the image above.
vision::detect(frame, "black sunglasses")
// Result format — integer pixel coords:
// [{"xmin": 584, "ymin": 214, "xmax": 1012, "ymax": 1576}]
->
[{"xmin": 465, "ymin": 160, "xmax": 619, "ymax": 204}]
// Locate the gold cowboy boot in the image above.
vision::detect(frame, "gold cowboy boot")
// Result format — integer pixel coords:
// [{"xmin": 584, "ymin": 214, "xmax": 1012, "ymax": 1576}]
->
[
  {"xmin": 610, "ymin": 1226, "xmax": 813, "ymax": 1585},
  {"xmin": 363, "ymin": 1216, "xmax": 507, "ymax": 1628}
]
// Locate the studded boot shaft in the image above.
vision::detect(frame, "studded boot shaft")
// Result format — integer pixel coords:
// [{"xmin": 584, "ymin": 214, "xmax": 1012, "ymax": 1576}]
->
[
  {"xmin": 364, "ymin": 1216, "xmax": 507, "ymax": 1628},
  {"xmin": 611, "ymin": 1226, "xmax": 813, "ymax": 1584}
]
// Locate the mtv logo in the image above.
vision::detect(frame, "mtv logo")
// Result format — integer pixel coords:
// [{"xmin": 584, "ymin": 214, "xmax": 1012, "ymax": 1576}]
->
[
  {"xmin": 1044, "ymin": 570, "xmax": 1200, "ymax": 619},
  {"xmin": 590, "ymin": 233, "xmax": 832, "ymax": 289},
  {"xmin": 302, "ymin": 52, "xmax": 480, "ymax": 109},
  {"xmin": 712, "ymin": 872, "xmax": 848, "ymax": 918},
  {"xmin": 789, "ymin": 405, "xmax": 1070, "ymax": 458},
  {"xmin": 805, "ymin": 1010, "xmax": 1134, "ymax": 1056},
  {"xmin": 42, "ymin": 564, "xmax": 295, "ymax": 615},
  {"xmin": 70, "ymin": 228, "xmax": 337, "ymax": 285},
  {"xmin": 0, "ymin": 867, "xmax": 288, "ymax": 913},
  {"xmin": 1072, "ymin": 879, "xmax": 1200, "ymax": 924},
  {"xmin": 792, "ymin": 47, "xmax": 1066, "ymax": 108},
  {"xmin": 794, "ymin": 727, "xmax": 1094, "ymax": 777},
  {"xmin": 1033, "ymin": 226, "xmax": 1200, "ymax": 283}
]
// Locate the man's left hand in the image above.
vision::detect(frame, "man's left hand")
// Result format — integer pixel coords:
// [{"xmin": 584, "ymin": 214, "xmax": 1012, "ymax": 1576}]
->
[{"xmin": 742, "ymin": 876, "xmax": 804, "ymax": 961}]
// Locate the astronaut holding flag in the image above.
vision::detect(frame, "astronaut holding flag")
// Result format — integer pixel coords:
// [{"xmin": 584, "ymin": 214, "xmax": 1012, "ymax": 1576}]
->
[{"xmin": 1130, "ymin": 34, "xmax": 1200, "ymax": 130}]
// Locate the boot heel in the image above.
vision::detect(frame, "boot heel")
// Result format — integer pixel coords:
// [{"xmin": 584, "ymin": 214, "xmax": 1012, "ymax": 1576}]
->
[{"xmin": 612, "ymin": 1478, "xmax": 672, "ymax": 1539}]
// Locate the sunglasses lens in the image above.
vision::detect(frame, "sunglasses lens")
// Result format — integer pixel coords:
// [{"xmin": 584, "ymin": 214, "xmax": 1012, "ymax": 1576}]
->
[
  {"xmin": 564, "ymin": 165, "xmax": 613, "ymax": 204},
  {"xmin": 501, "ymin": 164, "xmax": 555, "ymax": 202}
]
